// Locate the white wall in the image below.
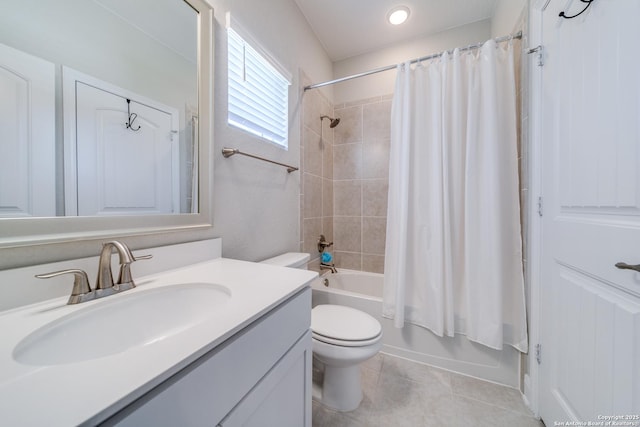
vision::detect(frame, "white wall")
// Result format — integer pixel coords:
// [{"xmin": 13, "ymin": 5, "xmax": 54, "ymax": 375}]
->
[
  {"xmin": 210, "ymin": 0, "xmax": 333, "ymax": 262},
  {"xmin": 491, "ymin": 0, "xmax": 527, "ymax": 37},
  {"xmin": 332, "ymin": 19, "xmax": 491, "ymax": 104}
]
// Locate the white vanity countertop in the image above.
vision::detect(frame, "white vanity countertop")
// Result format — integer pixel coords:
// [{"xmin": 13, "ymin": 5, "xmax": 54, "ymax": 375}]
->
[{"xmin": 0, "ymin": 258, "xmax": 317, "ymax": 426}]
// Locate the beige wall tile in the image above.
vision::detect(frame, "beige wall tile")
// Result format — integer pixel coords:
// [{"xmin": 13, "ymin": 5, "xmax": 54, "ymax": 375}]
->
[
  {"xmin": 334, "ymin": 105, "xmax": 362, "ymax": 144},
  {"xmin": 345, "ymin": 96, "xmax": 383, "ymax": 107},
  {"xmin": 303, "ymin": 90, "xmax": 322, "ymax": 135},
  {"xmin": 334, "ymin": 143, "xmax": 362, "ymax": 180},
  {"xmin": 303, "ymin": 173, "xmax": 323, "ymax": 219},
  {"xmin": 362, "ymin": 217, "xmax": 386, "ymax": 255},
  {"xmin": 335, "ymin": 251, "xmax": 362, "ymax": 270},
  {"xmin": 322, "ymin": 217, "xmax": 333, "ymax": 245},
  {"xmin": 363, "ymin": 100, "xmax": 392, "ymax": 142},
  {"xmin": 334, "ymin": 216, "xmax": 361, "ymax": 252},
  {"xmin": 299, "ymin": 193, "xmax": 304, "ymax": 235},
  {"xmin": 362, "ymin": 138, "xmax": 390, "ymax": 179},
  {"xmin": 301, "ymin": 83, "xmax": 336, "ymax": 268},
  {"xmin": 320, "ymin": 95, "xmax": 332, "ymax": 121},
  {"xmin": 322, "ymin": 178, "xmax": 333, "ymax": 217},
  {"xmin": 303, "ymin": 217, "xmax": 322, "ymax": 255},
  {"xmin": 363, "ymin": 179, "xmax": 389, "ymax": 217},
  {"xmin": 334, "ymin": 180, "xmax": 362, "ymax": 217},
  {"xmin": 303, "ymin": 94, "xmax": 395, "ymax": 271},
  {"xmin": 303, "ymin": 126, "xmax": 323, "ymax": 177},
  {"xmin": 362, "ymin": 254, "xmax": 385, "ymax": 273},
  {"xmin": 322, "ymin": 142, "xmax": 333, "ymax": 179}
]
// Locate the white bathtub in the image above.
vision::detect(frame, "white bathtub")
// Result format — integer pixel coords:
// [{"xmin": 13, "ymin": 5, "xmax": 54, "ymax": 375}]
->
[{"xmin": 311, "ymin": 269, "xmax": 521, "ymax": 387}]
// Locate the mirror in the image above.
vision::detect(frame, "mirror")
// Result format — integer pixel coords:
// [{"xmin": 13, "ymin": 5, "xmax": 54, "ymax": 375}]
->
[
  {"xmin": 0, "ymin": 0, "xmax": 197, "ymax": 217},
  {"xmin": 0, "ymin": 0, "xmax": 213, "ymax": 246}
]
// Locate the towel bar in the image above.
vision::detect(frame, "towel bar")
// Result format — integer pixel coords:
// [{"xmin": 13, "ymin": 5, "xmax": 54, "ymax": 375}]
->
[{"xmin": 221, "ymin": 147, "xmax": 299, "ymax": 173}]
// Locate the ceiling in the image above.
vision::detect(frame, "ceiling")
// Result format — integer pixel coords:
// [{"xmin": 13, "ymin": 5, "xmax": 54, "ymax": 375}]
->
[{"xmin": 293, "ymin": 0, "xmax": 498, "ymax": 62}]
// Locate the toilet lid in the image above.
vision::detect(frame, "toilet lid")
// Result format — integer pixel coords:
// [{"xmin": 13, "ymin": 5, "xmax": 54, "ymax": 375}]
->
[{"xmin": 312, "ymin": 304, "xmax": 382, "ymax": 343}]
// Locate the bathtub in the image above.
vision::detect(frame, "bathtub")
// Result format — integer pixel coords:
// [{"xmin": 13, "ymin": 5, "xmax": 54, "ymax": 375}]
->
[{"xmin": 311, "ymin": 269, "xmax": 521, "ymax": 387}]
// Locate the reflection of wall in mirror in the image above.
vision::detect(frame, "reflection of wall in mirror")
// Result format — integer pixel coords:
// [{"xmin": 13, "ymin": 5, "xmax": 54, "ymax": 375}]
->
[{"xmin": 0, "ymin": 0, "xmax": 198, "ymax": 217}]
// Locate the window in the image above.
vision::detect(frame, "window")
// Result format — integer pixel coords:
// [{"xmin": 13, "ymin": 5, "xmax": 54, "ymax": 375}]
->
[{"xmin": 227, "ymin": 27, "xmax": 290, "ymax": 148}]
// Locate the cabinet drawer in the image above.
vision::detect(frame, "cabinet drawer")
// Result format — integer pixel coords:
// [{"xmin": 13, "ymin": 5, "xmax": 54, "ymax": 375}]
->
[{"xmin": 103, "ymin": 288, "xmax": 311, "ymax": 427}]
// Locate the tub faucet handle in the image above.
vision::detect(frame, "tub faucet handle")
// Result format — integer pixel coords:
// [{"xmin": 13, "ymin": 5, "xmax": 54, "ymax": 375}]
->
[{"xmin": 317, "ymin": 234, "xmax": 334, "ymax": 252}]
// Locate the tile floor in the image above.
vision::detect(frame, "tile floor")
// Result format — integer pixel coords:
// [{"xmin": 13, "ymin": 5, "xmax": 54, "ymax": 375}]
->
[{"xmin": 312, "ymin": 353, "xmax": 544, "ymax": 427}]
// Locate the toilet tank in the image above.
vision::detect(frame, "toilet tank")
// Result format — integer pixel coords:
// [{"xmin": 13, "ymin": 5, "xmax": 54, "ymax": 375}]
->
[{"xmin": 260, "ymin": 252, "xmax": 310, "ymax": 269}]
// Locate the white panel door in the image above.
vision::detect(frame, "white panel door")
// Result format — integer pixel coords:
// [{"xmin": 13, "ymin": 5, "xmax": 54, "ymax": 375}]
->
[
  {"xmin": 0, "ymin": 43, "xmax": 55, "ymax": 217},
  {"xmin": 67, "ymin": 72, "xmax": 179, "ymax": 216},
  {"xmin": 539, "ymin": 0, "xmax": 640, "ymax": 424}
]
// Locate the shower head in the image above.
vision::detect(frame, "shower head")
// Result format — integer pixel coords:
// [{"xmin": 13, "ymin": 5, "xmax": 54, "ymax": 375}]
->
[{"xmin": 321, "ymin": 115, "xmax": 341, "ymax": 128}]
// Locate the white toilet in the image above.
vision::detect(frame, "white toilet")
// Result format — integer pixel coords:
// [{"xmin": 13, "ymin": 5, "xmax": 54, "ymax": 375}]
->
[{"xmin": 261, "ymin": 252, "xmax": 383, "ymax": 412}]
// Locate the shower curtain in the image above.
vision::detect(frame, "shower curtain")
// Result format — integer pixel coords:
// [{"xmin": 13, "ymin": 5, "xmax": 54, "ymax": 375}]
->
[{"xmin": 382, "ymin": 40, "xmax": 528, "ymax": 353}]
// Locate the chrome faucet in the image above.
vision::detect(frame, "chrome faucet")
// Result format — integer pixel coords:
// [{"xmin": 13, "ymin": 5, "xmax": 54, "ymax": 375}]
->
[
  {"xmin": 320, "ymin": 263, "xmax": 337, "ymax": 274},
  {"xmin": 95, "ymin": 241, "xmax": 151, "ymax": 295},
  {"xmin": 36, "ymin": 240, "xmax": 151, "ymax": 304}
]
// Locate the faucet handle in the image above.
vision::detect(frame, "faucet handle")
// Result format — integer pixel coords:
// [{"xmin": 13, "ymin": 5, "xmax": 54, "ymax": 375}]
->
[
  {"xmin": 317, "ymin": 234, "xmax": 334, "ymax": 252},
  {"xmin": 117, "ymin": 250, "xmax": 152, "ymax": 290},
  {"xmin": 35, "ymin": 269, "xmax": 95, "ymax": 305}
]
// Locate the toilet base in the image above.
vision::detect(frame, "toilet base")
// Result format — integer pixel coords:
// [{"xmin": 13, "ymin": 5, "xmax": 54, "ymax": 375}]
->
[{"xmin": 312, "ymin": 359, "xmax": 363, "ymax": 412}]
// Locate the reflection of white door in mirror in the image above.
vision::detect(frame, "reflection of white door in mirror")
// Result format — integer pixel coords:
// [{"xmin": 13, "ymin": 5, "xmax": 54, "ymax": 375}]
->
[
  {"xmin": 63, "ymin": 68, "xmax": 179, "ymax": 216},
  {"xmin": 0, "ymin": 43, "xmax": 55, "ymax": 217}
]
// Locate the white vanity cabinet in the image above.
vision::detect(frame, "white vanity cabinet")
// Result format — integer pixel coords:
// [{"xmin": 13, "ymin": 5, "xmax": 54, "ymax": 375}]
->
[{"xmin": 101, "ymin": 288, "xmax": 312, "ymax": 427}]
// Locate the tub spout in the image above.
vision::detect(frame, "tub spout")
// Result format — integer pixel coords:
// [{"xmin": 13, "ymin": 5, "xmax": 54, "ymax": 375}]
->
[{"xmin": 320, "ymin": 262, "xmax": 337, "ymax": 274}]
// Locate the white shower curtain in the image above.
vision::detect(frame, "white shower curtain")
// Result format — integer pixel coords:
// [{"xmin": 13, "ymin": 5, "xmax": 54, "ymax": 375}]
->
[{"xmin": 383, "ymin": 40, "xmax": 528, "ymax": 353}]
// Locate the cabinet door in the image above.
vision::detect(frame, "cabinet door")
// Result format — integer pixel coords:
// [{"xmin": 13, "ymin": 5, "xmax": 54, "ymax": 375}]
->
[{"xmin": 219, "ymin": 331, "xmax": 312, "ymax": 427}]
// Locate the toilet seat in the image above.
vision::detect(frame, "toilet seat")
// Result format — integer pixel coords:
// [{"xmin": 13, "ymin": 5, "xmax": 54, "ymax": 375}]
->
[
  {"xmin": 312, "ymin": 331, "xmax": 381, "ymax": 347},
  {"xmin": 312, "ymin": 305, "xmax": 382, "ymax": 347}
]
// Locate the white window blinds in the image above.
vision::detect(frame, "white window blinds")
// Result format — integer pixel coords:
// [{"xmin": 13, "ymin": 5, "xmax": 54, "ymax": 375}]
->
[{"xmin": 227, "ymin": 28, "xmax": 290, "ymax": 148}]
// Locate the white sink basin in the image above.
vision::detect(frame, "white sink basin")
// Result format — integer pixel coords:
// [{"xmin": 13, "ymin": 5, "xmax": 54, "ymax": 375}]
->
[{"xmin": 13, "ymin": 283, "xmax": 231, "ymax": 366}]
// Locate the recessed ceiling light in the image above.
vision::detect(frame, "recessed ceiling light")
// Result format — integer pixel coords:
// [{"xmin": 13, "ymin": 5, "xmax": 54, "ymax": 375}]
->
[{"xmin": 388, "ymin": 6, "xmax": 410, "ymax": 25}]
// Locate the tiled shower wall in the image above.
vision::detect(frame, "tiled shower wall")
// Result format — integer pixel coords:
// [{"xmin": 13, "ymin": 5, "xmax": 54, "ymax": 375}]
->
[
  {"xmin": 332, "ymin": 96, "xmax": 392, "ymax": 273},
  {"xmin": 300, "ymin": 79, "xmax": 393, "ymax": 274},
  {"xmin": 300, "ymin": 74, "xmax": 334, "ymax": 272}
]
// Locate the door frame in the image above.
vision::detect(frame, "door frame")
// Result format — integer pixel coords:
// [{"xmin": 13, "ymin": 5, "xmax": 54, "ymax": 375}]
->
[{"xmin": 524, "ymin": 0, "xmax": 547, "ymax": 418}]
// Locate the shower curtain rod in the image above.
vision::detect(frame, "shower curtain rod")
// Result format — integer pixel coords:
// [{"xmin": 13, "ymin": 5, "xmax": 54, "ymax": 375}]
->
[{"xmin": 304, "ymin": 31, "xmax": 523, "ymax": 91}]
